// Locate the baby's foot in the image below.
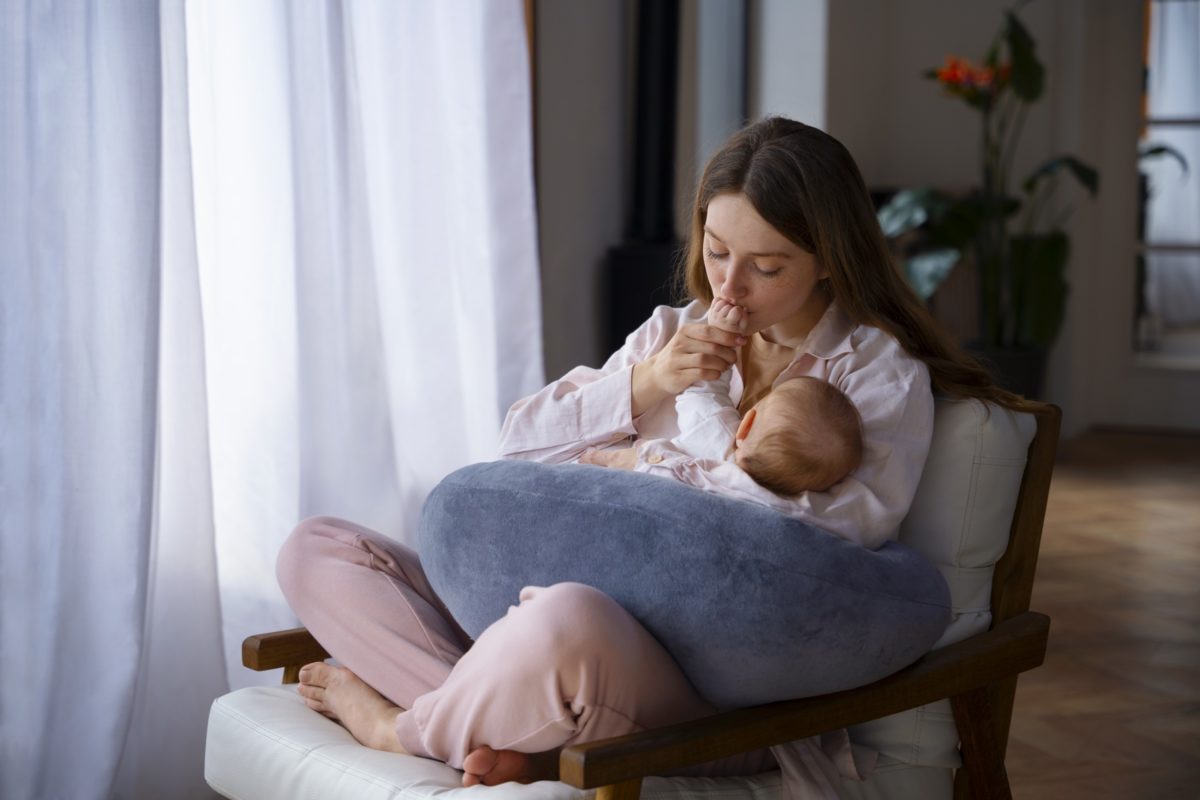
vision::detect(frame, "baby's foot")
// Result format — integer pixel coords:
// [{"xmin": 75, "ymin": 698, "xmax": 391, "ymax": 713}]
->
[
  {"xmin": 709, "ymin": 297, "xmax": 748, "ymax": 334},
  {"xmin": 461, "ymin": 745, "xmax": 559, "ymax": 786},
  {"xmin": 297, "ymin": 662, "xmax": 407, "ymax": 753}
]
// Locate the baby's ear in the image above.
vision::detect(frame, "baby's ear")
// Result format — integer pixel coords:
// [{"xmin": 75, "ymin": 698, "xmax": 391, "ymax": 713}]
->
[{"xmin": 736, "ymin": 408, "xmax": 757, "ymax": 441}]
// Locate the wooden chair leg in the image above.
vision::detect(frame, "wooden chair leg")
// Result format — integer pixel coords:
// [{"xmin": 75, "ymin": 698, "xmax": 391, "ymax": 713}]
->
[
  {"xmin": 595, "ymin": 777, "xmax": 643, "ymax": 800},
  {"xmin": 951, "ymin": 686, "xmax": 1012, "ymax": 800}
]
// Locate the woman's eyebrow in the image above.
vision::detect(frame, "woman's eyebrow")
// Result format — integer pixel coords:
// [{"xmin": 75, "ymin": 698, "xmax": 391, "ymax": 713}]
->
[{"xmin": 703, "ymin": 227, "xmax": 791, "ymax": 259}]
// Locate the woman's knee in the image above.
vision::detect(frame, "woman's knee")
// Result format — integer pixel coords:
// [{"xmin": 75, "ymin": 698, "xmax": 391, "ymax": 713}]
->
[
  {"xmin": 276, "ymin": 516, "xmax": 344, "ymax": 602},
  {"xmin": 511, "ymin": 582, "xmax": 636, "ymax": 661}
]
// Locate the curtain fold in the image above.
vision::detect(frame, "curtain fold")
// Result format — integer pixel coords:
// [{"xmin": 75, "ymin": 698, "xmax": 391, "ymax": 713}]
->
[
  {"xmin": 3, "ymin": 1, "xmax": 542, "ymax": 797},
  {"xmin": 112, "ymin": 2, "xmax": 229, "ymax": 798},
  {"xmin": 1, "ymin": 3, "xmax": 163, "ymax": 799}
]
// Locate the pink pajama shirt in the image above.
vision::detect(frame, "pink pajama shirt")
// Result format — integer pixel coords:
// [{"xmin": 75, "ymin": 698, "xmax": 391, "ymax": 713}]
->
[
  {"xmin": 278, "ymin": 301, "xmax": 933, "ymax": 799},
  {"xmin": 499, "ymin": 301, "xmax": 933, "ymax": 549}
]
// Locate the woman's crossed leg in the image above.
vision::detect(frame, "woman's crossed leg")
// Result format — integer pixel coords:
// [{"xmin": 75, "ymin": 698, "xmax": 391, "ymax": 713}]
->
[{"xmin": 276, "ymin": 516, "xmax": 774, "ymax": 786}]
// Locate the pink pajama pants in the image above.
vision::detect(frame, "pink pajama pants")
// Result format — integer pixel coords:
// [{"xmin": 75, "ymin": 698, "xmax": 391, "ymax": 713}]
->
[{"xmin": 275, "ymin": 516, "xmax": 777, "ymax": 776}]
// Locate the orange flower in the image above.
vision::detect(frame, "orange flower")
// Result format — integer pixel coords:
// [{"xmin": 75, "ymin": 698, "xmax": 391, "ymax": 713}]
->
[
  {"xmin": 936, "ymin": 56, "xmax": 971, "ymax": 86},
  {"xmin": 934, "ymin": 55, "xmax": 1011, "ymax": 102}
]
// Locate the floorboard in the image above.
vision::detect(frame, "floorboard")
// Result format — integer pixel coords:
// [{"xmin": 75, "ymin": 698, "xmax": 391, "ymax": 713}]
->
[{"xmin": 1006, "ymin": 430, "xmax": 1200, "ymax": 798}]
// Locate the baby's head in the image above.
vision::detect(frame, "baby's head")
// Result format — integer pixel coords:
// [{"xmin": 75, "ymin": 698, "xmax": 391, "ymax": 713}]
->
[{"xmin": 734, "ymin": 377, "xmax": 863, "ymax": 495}]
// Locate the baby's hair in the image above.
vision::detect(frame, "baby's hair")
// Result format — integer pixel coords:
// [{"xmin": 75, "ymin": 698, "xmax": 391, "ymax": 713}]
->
[{"xmin": 738, "ymin": 377, "xmax": 863, "ymax": 495}]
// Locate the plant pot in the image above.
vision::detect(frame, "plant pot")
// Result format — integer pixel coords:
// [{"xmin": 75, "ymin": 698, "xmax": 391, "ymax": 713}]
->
[{"xmin": 968, "ymin": 344, "xmax": 1048, "ymax": 400}]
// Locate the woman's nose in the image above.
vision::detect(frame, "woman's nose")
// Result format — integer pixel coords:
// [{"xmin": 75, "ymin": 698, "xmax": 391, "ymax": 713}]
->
[{"xmin": 720, "ymin": 262, "xmax": 749, "ymax": 299}]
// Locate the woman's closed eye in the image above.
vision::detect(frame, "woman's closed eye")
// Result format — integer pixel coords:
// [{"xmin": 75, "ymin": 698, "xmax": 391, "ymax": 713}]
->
[{"xmin": 705, "ymin": 246, "xmax": 781, "ymax": 278}]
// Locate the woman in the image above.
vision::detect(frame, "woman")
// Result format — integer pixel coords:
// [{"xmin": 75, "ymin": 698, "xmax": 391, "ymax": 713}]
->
[{"xmin": 277, "ymin": 117, "xmax": 1020, "ymax": 791}]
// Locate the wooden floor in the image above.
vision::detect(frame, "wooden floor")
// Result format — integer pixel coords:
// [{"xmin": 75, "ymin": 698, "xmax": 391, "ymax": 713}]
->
[{"xmin": 1006, "ymin": 430, "xmax": 1200, "ymax": 798}]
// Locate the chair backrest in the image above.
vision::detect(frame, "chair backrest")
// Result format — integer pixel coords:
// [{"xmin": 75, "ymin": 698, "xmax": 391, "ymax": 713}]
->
[
  {"xmin": 874, "ymin": 397, "xmax": 1059, "ymax": 772},
  {"xmin": 898, "ymin": 399, "xmax": 1058, "ymax": 648}
]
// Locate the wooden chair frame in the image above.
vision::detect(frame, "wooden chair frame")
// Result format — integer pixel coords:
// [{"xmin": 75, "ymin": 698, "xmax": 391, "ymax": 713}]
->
[{"xmin": 243, "ymin": 403, "xmax": 1061, "ymax": 800}]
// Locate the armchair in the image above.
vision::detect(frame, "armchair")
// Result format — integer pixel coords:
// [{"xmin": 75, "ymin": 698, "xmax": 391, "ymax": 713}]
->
[{"xmin": 206, "ymin": 400, "xmax": 1059, "ymax": 800}]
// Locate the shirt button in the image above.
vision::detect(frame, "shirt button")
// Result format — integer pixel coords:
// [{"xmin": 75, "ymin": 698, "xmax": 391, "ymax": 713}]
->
[{"xmin": 646, "ymin": 453, "xmax": 664, "ymax": 464}]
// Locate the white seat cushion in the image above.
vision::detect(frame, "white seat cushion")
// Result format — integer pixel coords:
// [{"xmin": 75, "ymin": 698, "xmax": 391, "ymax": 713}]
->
[{"xmin": 205, "ymin": 686, "xmax": 786, "ymax": 800}]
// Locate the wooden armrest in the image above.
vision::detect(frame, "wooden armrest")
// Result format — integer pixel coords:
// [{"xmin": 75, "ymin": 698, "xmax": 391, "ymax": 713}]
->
[
  {"xmin": 559, "ymin": 610, "xmax": 1049, "ymax": 789},
  {"xmin": 242, "ymin": 627, "xmax": 330, "ymax": 679}
]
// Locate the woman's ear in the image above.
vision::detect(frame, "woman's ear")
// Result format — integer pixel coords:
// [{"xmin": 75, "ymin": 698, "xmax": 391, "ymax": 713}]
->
[{"xmin": 736, "ymin": 408, "xmax": 757, "ymax": 442}]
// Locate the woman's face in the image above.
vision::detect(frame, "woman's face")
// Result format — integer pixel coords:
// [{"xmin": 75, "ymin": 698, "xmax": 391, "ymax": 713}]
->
[{"xmin": 702, "ymin": 193, "xmax": 829, "ymax": 340}]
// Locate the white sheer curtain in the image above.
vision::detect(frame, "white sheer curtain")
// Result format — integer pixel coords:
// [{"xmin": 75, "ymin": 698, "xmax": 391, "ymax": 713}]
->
[
  {"xmin": 1, "ymin": 3, "xmax": 163, "ymax": 799},
  {"xmin": 1, "ymin": 1, "xmax": 542, "ymax": 798}
]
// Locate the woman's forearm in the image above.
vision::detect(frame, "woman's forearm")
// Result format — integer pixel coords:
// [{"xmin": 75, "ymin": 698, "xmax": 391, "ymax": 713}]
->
[{"xmin": 498, "ymin": 366, "xmax": 639, "ymax": 462}]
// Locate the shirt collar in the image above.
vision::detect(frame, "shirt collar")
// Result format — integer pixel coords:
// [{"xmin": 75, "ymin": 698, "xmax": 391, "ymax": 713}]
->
[{"xmin": 794, "ymin": 301, "xmax": 856, "ymax": 360}]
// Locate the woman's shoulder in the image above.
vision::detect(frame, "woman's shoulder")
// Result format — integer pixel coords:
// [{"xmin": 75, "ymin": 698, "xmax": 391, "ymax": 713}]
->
[
  {"xmin": 838, "ymin": 312, "xmax": 931, "ymax": 387},
  {"xmin": 810, "ymin": 304, "xmax": 917, "ymax": 368}
]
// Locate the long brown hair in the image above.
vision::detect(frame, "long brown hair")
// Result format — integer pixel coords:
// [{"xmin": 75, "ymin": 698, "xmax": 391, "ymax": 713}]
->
[{"xmin": 682, "ymin": 116, "xmax": 1029, "ymax": 409}]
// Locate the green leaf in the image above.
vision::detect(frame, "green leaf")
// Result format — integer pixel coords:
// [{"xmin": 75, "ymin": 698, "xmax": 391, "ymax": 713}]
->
[
  {"xmin": 929, "ymin": 200, "xmax": 983, "ymax": 249},
  {"xmin": 1011, "ymin": 231, "xmax": 1069, "ymax": 347},
  {"xmin": 876, "ymin": 188, "xmax": 953, "ymax": 238},
  {"xmin": 925, "ymin": 191, "xmax": 1019, "ymax": 250},
  {"xmin": 1005, "ymin": 11, "xmax": 1044, "ymax": 102},
  {"xmin": 1139, "ymin": 143, "xmax": 1190, "ymax": 175},
  {"xmin": 903, "ymin": 248, "xmax": 961, "ymax": 301},
  {"xmin": 1022, "ymin": 155, "xmax": 1100, "ymax": 197}
]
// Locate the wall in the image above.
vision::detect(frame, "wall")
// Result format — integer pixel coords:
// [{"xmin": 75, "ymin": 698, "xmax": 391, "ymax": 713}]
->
[
  {"xmin": 534, "ymin": 1, "xmax": 630, "ymax": 377},
  {"xmin": 747, "ymin": 0, "xmax": 828, "ymax": 127},
  {"xmin": 825, "ymin": 0, "xmax": 1058, "ymax": 193},
  {"xmin": 1057, "ymin": 0, "xmax": 1200, "ymax": 431}
]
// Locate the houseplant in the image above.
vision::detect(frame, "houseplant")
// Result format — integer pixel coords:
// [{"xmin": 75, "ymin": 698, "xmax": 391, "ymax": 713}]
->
[{"xmin": 877, "ymin": 2, "xmax": 1099, "ymax": 396}]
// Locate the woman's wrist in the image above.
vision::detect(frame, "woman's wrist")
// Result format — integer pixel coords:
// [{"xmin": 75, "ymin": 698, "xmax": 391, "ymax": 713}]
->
[{"xmin": 631, "ymin": 359, "xmax": 668, "ymax": 418}]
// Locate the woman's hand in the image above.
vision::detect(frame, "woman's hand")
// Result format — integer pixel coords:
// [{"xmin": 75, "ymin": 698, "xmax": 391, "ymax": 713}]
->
[
  {"xmin": 631, "ymin": 322, "xmax": 744, "ymax": 416},
  {"xmin": 580, "ymin": 447, "xmax": 638, "ymax": 470}
]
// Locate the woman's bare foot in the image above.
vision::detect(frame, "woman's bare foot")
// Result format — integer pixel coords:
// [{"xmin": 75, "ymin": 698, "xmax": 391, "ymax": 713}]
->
[
  {"xmin": 297, "ymin": 662, "xmax": 407, "ymax": 754},
  {"xmin": 461, "ymin": 746, "xmax": 559, "ymax": 786}
]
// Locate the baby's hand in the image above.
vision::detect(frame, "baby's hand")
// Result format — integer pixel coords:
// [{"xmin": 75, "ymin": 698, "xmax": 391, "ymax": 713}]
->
[
  {"xmin": 580, "ymin": 447, "xmax": 638, "ymax": 470},
  {"xmin": 708, "ymin": 298, "xmax": 748, "ymax": 334}
]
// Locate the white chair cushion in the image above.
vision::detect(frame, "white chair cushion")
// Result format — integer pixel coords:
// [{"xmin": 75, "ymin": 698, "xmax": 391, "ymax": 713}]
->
[{"xmin": 205, "ymin": 686, "xmax": 786, "ymax": 800}]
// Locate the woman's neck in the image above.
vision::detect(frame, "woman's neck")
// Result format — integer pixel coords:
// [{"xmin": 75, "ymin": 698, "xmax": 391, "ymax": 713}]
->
[{"xmin": 758, "ymin": 292, "xmax": 832, "ymax": 349}]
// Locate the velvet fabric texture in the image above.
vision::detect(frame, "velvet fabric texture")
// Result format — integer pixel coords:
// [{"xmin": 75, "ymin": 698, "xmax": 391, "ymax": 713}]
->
[{"xmin": 419, "ymin": 461, "xmax": 951, "ymax": 709}]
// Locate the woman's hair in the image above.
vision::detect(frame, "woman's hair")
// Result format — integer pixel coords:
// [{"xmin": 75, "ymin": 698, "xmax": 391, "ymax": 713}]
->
[{"xmin": 680, "ymin": 116, "xmax": 1030, "ymax": 409}]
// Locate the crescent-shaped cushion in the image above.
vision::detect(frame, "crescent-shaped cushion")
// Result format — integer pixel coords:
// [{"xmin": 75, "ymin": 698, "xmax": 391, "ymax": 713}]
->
[{"xmin": 419, "ymin": 460, "xmax": 951, "ymax": 710}]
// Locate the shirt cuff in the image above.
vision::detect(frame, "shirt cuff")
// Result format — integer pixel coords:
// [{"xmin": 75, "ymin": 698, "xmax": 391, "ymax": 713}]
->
[
  {"xmin": 633, "ymin": 439, "xmax": 688, "ymax": 471},
  {"xmin": 579, "ymin": 365, "xmax": 639, "ymax": 441}
]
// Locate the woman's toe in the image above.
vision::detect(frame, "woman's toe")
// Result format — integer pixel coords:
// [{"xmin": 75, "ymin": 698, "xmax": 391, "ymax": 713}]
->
[{"xmin": 462, "ymin": 746, "xmax": 499, "ymax": 779}]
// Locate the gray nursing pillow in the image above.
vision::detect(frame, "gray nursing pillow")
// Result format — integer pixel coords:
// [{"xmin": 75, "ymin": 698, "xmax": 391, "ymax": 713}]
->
[{"xmin": 419, "ymin": 460, "xmax": 951, "ymax": 710}]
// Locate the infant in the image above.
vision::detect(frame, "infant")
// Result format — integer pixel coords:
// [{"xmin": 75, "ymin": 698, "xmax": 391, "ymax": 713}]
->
[{"xmin": 671, "ymin": 299, "xmax": 863, "ymax": 494}]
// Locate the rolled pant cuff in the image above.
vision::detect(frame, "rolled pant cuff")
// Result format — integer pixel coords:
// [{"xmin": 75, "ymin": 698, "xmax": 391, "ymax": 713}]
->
[{"xmin": 394, "ymin": 706, "xmax": 444, "ymax": 765}]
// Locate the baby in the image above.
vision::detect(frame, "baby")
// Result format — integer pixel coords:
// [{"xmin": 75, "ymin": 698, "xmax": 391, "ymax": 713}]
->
[{"xmin": 671, "ymin": 298, "xmax": 863, "ymax": 494}]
